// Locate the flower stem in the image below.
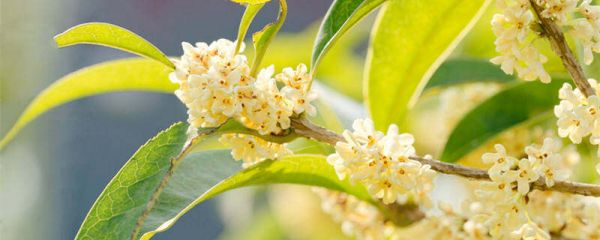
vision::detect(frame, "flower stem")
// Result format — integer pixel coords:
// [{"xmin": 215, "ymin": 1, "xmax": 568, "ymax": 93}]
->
[
  {"xmin": 291, "ymin": 117, "xmax": 600, "ymax": 197},
  {"xmin": 528, "ymin": 0, "xmax": 595, "ymax": 97}
]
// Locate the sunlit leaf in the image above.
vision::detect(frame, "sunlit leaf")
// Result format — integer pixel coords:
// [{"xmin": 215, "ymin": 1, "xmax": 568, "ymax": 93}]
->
[
  {"xmin": 0, "ymin": 58, "xmax": 175, "ymax": 150},
  {"xmin": 54, "ymin": 22, "xmax": 174, "ymax": 68},
  {"xmin": 441, "ymin": 79, "xmax": 566, "ymax": 163},
  {"xmin": 236, "ymin": 3, "xmax": 266, "ymax": 53},
  {"xmin": 366, "ymin": 0, "xmax": 491, "ymax": 130},
  {"xmin": 311, "ymin": 0, "xmax": 385, "ymax": 74},
  {"xmin": 424, "ymin": 58, "xmax": 513, "ymax": 90},
  {"xmin": 251, "ymin": 0, "xmax": 287, "ymax": 75}
]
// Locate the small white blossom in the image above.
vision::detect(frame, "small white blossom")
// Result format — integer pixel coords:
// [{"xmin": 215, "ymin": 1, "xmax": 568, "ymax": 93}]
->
[
  {"xmin": 218, "ymin": 134, "xmax": 291, "ymax": 168},
  {"xmin": 538, "ymin": 0, "xmax": 579, "ymax": 25},
  {"xmin": 511, "ymin": 222, "xmax": 551, "ymax": 240},
  {"xmin": 525, "ymin": 138, "xmax": 570, "ymax": 186}
]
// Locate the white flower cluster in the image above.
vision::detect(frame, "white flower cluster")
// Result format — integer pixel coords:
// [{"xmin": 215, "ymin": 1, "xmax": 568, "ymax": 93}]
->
[
  {"xmin": 170, "ymin": 39, "xmax": 317, "ymax": 135},
  {"xmin": 491, "ymin": 0, "xmax": 551, "ymax": 83},
  {"xmin": 491, "ymin": 0, "xmax": 600, "ymax": 82},
  {"xmin": 327, "ymin": 119, "xmax": 436, "ymax": 205},
  {"xmin": 313, "ymin": 189, "xmax": 398, "ymax": 240},
  {"xmin": 170, "ymin": 39, "xmax": 317, "ymax": 167},
  {"xmin": 218, "ymin": 133, "xmax": 291, "ymax": 168},
  {"xmin": 542, "ymin": 0, "xmax": 600, "ymax": 65},
  {"xmin": 555, "ymin": 80, "xmax": 600, "ymax": 144},
  {"xmin": 484, "ymin": 138, "xmax": 569, "ymax": 195},
  {"xmin": 555, "ymin": 80, "xmax": 600, "ymax": 173}
]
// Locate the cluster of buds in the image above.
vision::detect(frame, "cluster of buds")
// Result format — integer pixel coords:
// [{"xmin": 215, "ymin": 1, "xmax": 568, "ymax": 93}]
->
[{"xmin": 326, "ymin": 119, "xmax": 436, "ymax": 205}]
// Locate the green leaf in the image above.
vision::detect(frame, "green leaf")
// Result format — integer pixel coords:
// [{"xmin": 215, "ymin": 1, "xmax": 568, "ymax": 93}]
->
[
  {"xmin": 424, "ymin": 58, "xmax": 514, "ymax": 90},
  {"xmin": 250, "ymin": 0, "xmax": 287, "ymax": 76},
  {"xmin": 140, "ymin": 153, "xmax": 369, "ymax": 239},
  {"xmin": 236, "ymin": 3, "xmax": 266, "ymax": 54},
  {"xmin": 311, "ymin": 0, "xmax": 385, "ymax": 74},
  {"xmin": 0, "ymin": 58, "xmax": 175, "ymax": 150},
  {"xmin": 76, "ymin": 122, "xmax": 367, "ymax": 239},
  {"xmin": 54, "ymin": 22, "xmax": 174, "ymax": 69},
  {"xmin": 366, "ymin": 0, "xmax": 491, "ymax": 130},
  {"xmin": 441, "ymin": 79, "xmax": 566, "ymax": 163},
  {"xmin": 75, "ymin": 122, "xmax": 189, "ymax": 240}
]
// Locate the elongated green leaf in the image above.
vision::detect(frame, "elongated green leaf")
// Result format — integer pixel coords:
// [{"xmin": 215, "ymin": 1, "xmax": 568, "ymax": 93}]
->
[
  {"xmin": 236, "ymin": 3, "xmax": 266, "ymax": 53},
  {"xmin": 311, "ymin": 0, "xmax": 385, "ymax": 74},
  {"xmin": 0, "ymin": 58, "xmax": 175, "ymax": 150},
  {"xmin": 251, "ymin": 0, "xmax": 287, "ymax": 75},
  {"xmin": 441, "ymin": 79, "xmax": 566, "ymax": 163},
  {"xmin": 424, "ymin": 58, "xmax": 513, "ymax": 90},
  {"xmin": 55, "ymin": 22, "xmax": 174, "ymax": 68},
  {"xmin": 76, "ymin": 122, "xmax": 189, "ymax": 240},
  {"xmin": 366, "ymin": 0, "xmax": 491, "ymax": 130},
  {"xmin": 76, "ymin": 123, "xmax": 367, "ymax": 239},
  {"xmin": 140, "ymin": 154, "xmax": 369, "ymax": 239}
]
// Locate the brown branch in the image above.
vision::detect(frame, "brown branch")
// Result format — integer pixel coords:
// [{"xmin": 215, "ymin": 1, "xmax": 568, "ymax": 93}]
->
[
  {"xmin": 529, "ymin": 0, "xmax": 595, "ymax": 97},
  {"xmin": 291, "ymin": 117, "xmax": 600, "ymax": 197}
]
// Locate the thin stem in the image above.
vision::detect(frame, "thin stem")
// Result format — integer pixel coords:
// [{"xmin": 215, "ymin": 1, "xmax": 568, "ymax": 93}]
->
[
  {"xmin": 291, "ymin": 117, "xmax": 600, "ymax": 197},
  {"xmin": 529, "ymin": 0, "xmax": 595, "ymax": 97}
]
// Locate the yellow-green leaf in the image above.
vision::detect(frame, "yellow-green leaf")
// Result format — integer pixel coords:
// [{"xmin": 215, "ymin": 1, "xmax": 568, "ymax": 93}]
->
[
  {"xmin": 251, "ymin": 0, "xmax": 287, "ymax": 76},
  {"xmin": 311, "ymin": 0, "xmax": 385, "ymax": 74},
  {"xmin": 54, "ymin": 22, "xmax": 174, "ymax": 69},
  {"xmin": 236, "ymin": 3, "xmax": 266, "ymax": 53},
  {"xmin": 0, "ymin": 58, "xmax": 176, "ymax": 150},
  {"xmin": 365, "ymin": 0, "xmax": 491, "ymax": 130}
]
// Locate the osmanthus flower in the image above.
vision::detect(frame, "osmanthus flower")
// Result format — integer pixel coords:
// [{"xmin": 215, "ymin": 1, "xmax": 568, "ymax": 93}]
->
[
  {"xmin": 171, "ymin": 39, "xmax": 317, "ymax": 136},
  {"xmin": 312, "ymin": 188, "xmax": 398, "ymax": 240},
  {"xmin": 219, "ymin": 133, "xmax": 291, "ymax": 168},
  {"xmin": 491, "ymin": 0, "xmax": 552, "ymax": 83},
  {"xmin": 170, "ymin": 40, "xmax": 250, "ymax": 128},
  {"xmin": 327, "ymin": 118, "xmax": 436, "ymax": 205},
  {"xmin": 491, "ymin": 0, "xmax": 600, "ymax": 81},
  {"xmin": 572, "ymin": 0, "xmax": 600, "ymax": 65},
  {"xmin": 538, "ymin": 0, "xmax": 579, "ymax": 25},
  {"xmin": 170, "ymin": 39, "xmax": 319, "ymax": 168},
  {"xmin": 524, "ymin": 137, "xmax": 570, "ymax": 186},
  {"xmin": 510, "ymin": 222, "xmax": 551, "ymax": 240},
  {"xmin": 555, "ymin": 80, "xmax": 600, "ymax": 159}
]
